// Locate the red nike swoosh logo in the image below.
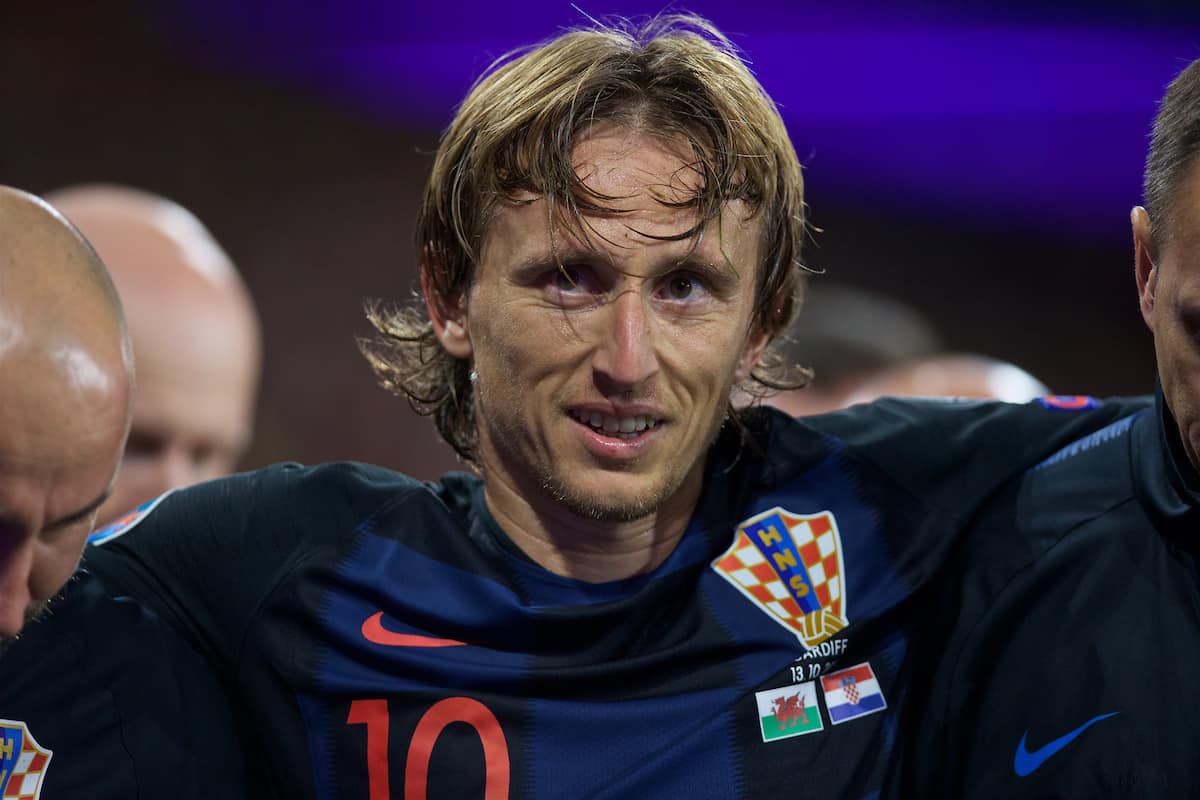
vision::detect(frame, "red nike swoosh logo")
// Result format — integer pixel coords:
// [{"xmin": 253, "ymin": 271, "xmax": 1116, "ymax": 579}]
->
[{"xmin": 360, "ymin": 611, "xmax": 467, "ymax": 648}]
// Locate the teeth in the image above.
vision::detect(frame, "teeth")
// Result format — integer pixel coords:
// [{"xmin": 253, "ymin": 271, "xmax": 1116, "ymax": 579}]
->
[{"xmin": 571, "ymin": 410, "xmax": 660, "ymax": 437}]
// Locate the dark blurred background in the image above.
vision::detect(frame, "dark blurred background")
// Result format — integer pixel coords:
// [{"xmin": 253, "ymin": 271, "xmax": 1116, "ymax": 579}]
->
[{"xmin": 4, "ymin": 0, "xmax": 1196, "ymax": 477}]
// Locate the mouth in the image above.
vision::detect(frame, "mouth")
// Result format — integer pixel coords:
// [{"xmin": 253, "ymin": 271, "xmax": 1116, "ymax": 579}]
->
[{"xmin": 568, "ymin": 409, "xmax": 662, "ymax": 439}]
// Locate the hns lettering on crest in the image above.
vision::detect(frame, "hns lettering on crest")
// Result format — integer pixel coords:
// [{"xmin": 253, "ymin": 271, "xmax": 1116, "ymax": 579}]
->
[
  {"xmin": 820, "ymin": 663, "xmax": 887, "ymax": 725},
  {"xmin": 712, "ymin": 508, "xmax": 847, "ymax": 648},
  {"xmin": 755, "ymin": 682, "xmax": 823, "ymax": 742},
  {"xmin": 0, "ymin": 720, "xmax": 51, "ymax": 800}
]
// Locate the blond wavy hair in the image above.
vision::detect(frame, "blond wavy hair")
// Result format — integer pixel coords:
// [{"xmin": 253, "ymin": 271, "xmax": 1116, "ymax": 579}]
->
[{"xmin": 361, "ymin": 14, "xmax": 811, "ymax": 462}]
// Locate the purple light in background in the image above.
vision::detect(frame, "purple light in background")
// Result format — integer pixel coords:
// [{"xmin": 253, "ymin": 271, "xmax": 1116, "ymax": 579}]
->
[{"xmin": 157, "ymin": 1, "xmax": 1200, "ymax": 239}]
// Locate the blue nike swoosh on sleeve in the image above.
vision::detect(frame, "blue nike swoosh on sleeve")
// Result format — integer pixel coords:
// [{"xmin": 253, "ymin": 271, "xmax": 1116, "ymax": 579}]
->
[{"xmin": 1013, "ymin": 712, "xmax": 1120, "ymax": 776}]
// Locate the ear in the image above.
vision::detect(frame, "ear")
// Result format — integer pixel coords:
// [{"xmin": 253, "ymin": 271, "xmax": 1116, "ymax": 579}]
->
[
  {"xmin": 734, "ymin": 325, "xmax": 772, "ymax": 384},
  {"xmin": 1131, "ymin": 206, "xmax": 1159, "ymax": 331},
  {"xmin": 421, "ymin": 252, "xmax": 473, "ymax": 359}
]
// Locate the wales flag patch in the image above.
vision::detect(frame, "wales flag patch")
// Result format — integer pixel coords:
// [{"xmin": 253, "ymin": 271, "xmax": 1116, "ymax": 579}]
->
[{"xmin": 755, "ymin": 682, "xmax": 824, "ymax": 742}]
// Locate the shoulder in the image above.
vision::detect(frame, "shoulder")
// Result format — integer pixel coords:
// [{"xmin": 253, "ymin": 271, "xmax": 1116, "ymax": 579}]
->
[
  {"xmin": 775, "ymin": 394, "xmax": 1149, "ymax": 516},
  {"xmin": 801, "ymin": 394, "xmax": 1148, "ymax": 451},
  {"xmin": 962, "ymin": 408, "xmax": 1145, "ymax": 571},
  {"xmin": 89, "ymin": 460, "xmax": 442, "ymax": 548},
  {"xmin": 0, "ymin": 571, "xmax": 250, "ymax": 799},
  {"xmin": 919, "ymin": 408, "xmax": 1146, "ymax": 681}
]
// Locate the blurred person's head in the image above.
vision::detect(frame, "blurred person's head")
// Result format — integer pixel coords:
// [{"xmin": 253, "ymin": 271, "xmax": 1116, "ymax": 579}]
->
[
  {"xmin": 47, "ymin": 185, "xmax": 261, "ymax": 523},
  {"xmin": 1133, "ymin": 57, "xmax": 1200, "ymax": 473},
  {"xmin": 763, "ymin": 283, "xmax": 942, "ymax": 415},
  {"xmin": 0, "ymin": 186, "xmax": 133, "ymax": 641},
  {"xmin": 841, "ymin": 353, "xmax": 1050, "ymax": 406}
]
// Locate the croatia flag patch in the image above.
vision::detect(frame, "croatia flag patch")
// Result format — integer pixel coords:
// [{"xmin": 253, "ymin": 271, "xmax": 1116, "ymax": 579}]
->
[
  {"xmin": 820, "ymin": 662, "xmax": 887, "ymax": 725},
  {"xmin": 0, "ymin": 720, "xmax": 52, "ymax": 800}
]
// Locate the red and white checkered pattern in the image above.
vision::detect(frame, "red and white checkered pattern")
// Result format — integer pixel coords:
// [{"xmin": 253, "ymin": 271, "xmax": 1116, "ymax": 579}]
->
[
  {"xmin": 781, "ymin": 512, "xmax": 843, "ymax": 615},
  {"xmin": 1, "ymin": 721, "xmax": 51, "ymax": 800},
  {"xmin": 712, "ymin": 508, "xmax": 848, "ymax": 648}
]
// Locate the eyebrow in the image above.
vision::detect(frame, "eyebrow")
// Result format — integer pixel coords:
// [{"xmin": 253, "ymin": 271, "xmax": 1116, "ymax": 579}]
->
[
  {"xmin": 514, "ymin": 246, "xmax": 737, "ymax": 282},
  {"xmin": 43, "ymin": 488, "xmax": 112, "ymax": 533}
]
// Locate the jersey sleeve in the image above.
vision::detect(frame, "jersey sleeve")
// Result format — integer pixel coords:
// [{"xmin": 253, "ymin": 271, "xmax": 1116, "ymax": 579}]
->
[
  {"xmin": 0, "ymin": 570, "xmax": 253, "ymax": 800},
  {"xmin": 81, "ymin": 465, "xmax": 298, "ymax": 673},
  {"xmin": 82, "ymin": 461, "xmax": 385, "ymax": 675},
  {"xmin": 800, "ymin": 395, "xmax": 1150, "ymax": 518}
]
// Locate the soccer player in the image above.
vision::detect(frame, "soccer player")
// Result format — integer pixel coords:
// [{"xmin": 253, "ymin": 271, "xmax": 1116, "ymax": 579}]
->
[
  {"xmin": 81, "ymin": 17, "xmax": 1144, "ymax": 798},
  {"xmin": 0, "ymin": 185, "xmax": 132, "ymax": 643},
  {"xmin": 0, "ymin": 186, "xmax": 247, "ymax": 800},
  {"xmin": 46, "ymin": 185, "xmax": 262, "ymax": 525},
  {"xmin": 899, "ymin": 57, "xmax": 1200, "ymax": 796}
]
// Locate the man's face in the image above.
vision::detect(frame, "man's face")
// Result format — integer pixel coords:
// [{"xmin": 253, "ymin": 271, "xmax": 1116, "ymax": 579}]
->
[
  {"xmin": 1136, "ymin": 162, "xmax": 1200, "ymax": 473},
  {"xmin": 435, "ymin": 124, "xmax": 768, "ymax": 523},
  {"xmin": 95, "ymin": 290, "xmax": 256, "ymax": 525},
  {"xmin": 0, "ymin": 353, "xmax": 127, "ymax": 642}
]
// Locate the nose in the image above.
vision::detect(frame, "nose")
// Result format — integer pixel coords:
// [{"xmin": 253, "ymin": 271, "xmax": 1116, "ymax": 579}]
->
[
  {"xmin": 0, "ymin": 536, "xmax": 34, "ymax": 638},
  {"xmin": 591, "ymin": 288, "xmax": 659, "ymax": 392}
]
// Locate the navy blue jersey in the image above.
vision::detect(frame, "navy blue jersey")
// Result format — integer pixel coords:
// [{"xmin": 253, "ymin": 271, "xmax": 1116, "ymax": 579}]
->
[
  {"xmin": 0, "ymin": 570, "xmax": 249, "ymax": 799},
  {"xmin": 80, "ymin": 399, "xmax": 1146, "ymax": 799},
  {"xmin": 897, "ymin": 390, "xmax": 1200, "ymax": 797}
]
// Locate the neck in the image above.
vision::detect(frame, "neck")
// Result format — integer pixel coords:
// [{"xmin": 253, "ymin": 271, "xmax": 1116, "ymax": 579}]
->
[{"xmin": 482, "ymin": 468, "xmax": 704, "ymax": 584}]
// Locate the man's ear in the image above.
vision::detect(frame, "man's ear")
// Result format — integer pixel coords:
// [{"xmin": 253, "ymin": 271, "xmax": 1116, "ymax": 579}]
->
[
  {"xmin": 734, "ymin": 326, "xmax": 772, "ymax": 384},
  {"xmin": 1132, "ymin": 206, "xmax": 1159, "ymax": 331},
  {"xmin": 421, "ymin": 254, "xmax": 472, "ymax": 359}
]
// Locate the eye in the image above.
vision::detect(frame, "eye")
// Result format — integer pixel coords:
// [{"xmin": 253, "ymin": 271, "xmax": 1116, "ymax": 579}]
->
[
  {"xmin": 553, "ymin": 266, "xmax": 583, "ymax": 291},
  {"xmin": 124, "ymin": 429, "xmax": 166, "ymax": 460},
  {"xmin": 659, "ymin": 271, "xmax": 710, "ymax": 302},
  {"xmin": 190, "ymin": 443, "xmax": 218, "ymax": 469},
  {"xmin": 1182, "ymin": 307, "xmax": 1200, "ymax": 346},
  {"xmin": 669, "ymin": 274, "xmax": 695, "ymax": 299},
  {"xmin": 545, "ymin": 264, "xmax": 604, "ymax": 306}
]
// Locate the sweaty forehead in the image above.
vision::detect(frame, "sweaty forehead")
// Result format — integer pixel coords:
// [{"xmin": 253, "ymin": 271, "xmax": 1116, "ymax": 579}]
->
[
  {"xmin": 475, "ymin": 123, "xmax": 763, "ymax": 281},
  {"xmin": 571, "ymin": 125, "xmax": 706, "ymax": 207},
  {"xmin": 0, "ymin": 347, "xmax": 128, "ymax": 472}
]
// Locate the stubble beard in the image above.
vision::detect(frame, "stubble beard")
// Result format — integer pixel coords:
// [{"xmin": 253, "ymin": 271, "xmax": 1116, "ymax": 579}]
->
[
  {"xmin": 534, "ymin": 399, "xmax": 731, "ymax": 524},
  {"xmin": 476, "ymin": 363, "xmax": 734, "ymax": 525},
  {"xmin": 483, "ymin": 400, "xmax": 684, "ymax": 523},
  {"xmin": 0, "ymin": 599, "xmax": 52, "ymax": 659},
  {"xmin": 537, "ymin": 464, "xmax": 675, "ymax": 522}
]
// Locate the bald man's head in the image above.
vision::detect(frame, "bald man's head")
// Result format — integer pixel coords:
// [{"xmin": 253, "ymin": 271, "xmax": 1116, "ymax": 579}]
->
[
  {"xmin": 842, "ymin": 353, "xmax": 1051, "ymax": 407},
  {"xmin": 47, "ymin": 185, "xmax": 261, "ymax": 525},
  {"xmin": 0, "ymin": 185, "xmax": 133, "ymax": 642}
]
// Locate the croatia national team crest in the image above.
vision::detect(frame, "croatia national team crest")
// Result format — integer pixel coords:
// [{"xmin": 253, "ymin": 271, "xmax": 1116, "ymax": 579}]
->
[
  {"xmin": 0, "ymin": 720, "xmax": 51, "ymax": 800},
  {"xmin": 712, "ymin": 508, "xmax": 848, "ymax": 648},
  {"xmin": 820, "ymin": 662, "xmax": 887, "ymax": 725}
]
